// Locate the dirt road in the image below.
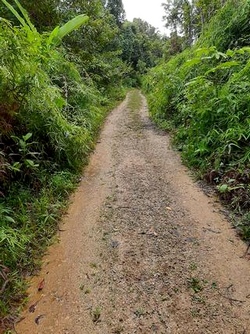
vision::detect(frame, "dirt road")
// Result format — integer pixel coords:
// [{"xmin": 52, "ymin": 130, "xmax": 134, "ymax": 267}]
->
[{"xmin": 16, "ymin": 90, "xmax": 250, "ymax": 333}]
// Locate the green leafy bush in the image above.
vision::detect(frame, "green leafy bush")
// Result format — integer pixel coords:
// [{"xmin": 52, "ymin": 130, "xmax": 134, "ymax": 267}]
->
[{"xmin": 143, "ymin": 0, "xmax": 250, "ymax": 229}]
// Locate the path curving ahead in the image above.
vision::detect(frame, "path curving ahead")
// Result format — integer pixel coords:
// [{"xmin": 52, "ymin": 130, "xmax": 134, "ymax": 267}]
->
[{"xmin": 16, "ymin": 91, "xmax": 250, "ymax": 334}]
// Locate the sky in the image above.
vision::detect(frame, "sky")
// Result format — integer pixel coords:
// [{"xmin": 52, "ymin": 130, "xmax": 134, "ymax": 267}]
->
[{"xmin": 122, "ymin": 0, "xmax": 167, "ymax": 35}]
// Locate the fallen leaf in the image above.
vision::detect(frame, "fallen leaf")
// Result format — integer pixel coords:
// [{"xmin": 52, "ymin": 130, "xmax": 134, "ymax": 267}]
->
[
  {"xmin": 29, "ymin": 303, "xmax": 37, "ymax": 313},
  {"xmin": 38, "ymin": 279, "xmax": 45, "ymax": 291}
]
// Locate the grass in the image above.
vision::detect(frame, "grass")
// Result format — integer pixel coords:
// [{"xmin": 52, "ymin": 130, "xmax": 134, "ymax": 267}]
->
[
  {"xmin": 187, "ymin": 277, "xmax": 204, "ymax": 293},
  {"xmin": 127, "ymin": 89, "xmax": 142, "ymax": 112},
  {"xmin": 127, "ymin": 89, "xmax": 143, "ymax": 133}
]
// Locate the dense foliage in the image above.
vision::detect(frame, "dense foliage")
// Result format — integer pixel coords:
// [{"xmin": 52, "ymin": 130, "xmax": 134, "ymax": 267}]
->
[
  {"xmin": 120, "ymin": 19, "xmax": 164, "ymax": 84},
  {"xmin": 0, "ymin": 3, "xmax": 114, "ymax": 327},
  {"xmin": 144, "ymin": 0, "xmax": 250, "ymax": 238},
  {"xmin": 0, "ymin": 0, "xmax": 165, "ymax": 329}
]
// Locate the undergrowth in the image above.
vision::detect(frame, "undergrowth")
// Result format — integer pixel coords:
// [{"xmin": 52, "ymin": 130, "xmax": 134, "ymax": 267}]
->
[
  {"xmin": 143, "ymin": 0, "xmax": 250, "ymax": 240},
  {"xmin": 0, "ymin": 2, "xmax": 126, "ymax": 330}
]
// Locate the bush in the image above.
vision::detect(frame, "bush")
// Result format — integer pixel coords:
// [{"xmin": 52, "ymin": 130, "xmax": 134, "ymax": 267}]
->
[{"xmin": 143, "ymin": 0, "xmax": 250, "ymax": 218}]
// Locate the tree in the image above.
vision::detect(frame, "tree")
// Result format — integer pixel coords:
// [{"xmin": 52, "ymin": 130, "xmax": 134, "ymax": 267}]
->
[
  {"xmin": 58, "ymin": 0, "xmax": 127, "ymax": 89},
  {"xmin": 162, "ymin": 0, "xmax": 227, "ymax": 51},
  {"xmin": 105, "ymin": 0, "xmax": 125, "ymax": 26},
  {"xmin": 163, "ymin": 0, "xmax": 181, "ymax": 34},
  {"xmin": 120, "ymin": 18, "xmax": 164, "ymax": 80},
  {"xmin": 193, "ymin": 0, "xmax": 227, "ymax": 34}
]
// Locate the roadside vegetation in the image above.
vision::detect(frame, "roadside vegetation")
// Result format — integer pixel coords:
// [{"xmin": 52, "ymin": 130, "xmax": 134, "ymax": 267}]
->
[
  {"xmin": 0, "ymin": 0, "xmax": 165, "ymax": 330},
  {"xmin": 2, "ymin": 0, "xmax": 250, "ymax": 330},
  {"xmin": 143, "ymin": 0, "xmax": 250, "ymax": 240}
]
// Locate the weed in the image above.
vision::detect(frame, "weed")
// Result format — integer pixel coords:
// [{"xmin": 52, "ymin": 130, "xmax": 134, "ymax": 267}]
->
[
  {"xmin": 211, "ymin": 282, "xmax": 218, "ymax": 290},
  {"xmin": 192, "ymin": 295, "xmax": 206, "ymax": 305},
  {"xmin": 191, "ymin": 308, "xmax": 201, "ymax": 317},
  {"xmin": 190, "ymin": 262, "xmax": 198, "ymax": 271},
  {"xmin": 84, "ymin": 288, "xmax": 91, "ymax": 294},
  {"xmin": 187, "ymin": 277, "xmax": 204, "ymax": 293},
  {"xmin": 233, "ymin": 212, "xmax": 250, "ymax": 241},
  {"xmin": 91, "ymin": 306, "xmax": 101, "ymax": 323}
]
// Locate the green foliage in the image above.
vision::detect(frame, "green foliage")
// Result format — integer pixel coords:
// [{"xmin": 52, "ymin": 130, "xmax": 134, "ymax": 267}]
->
[
  {"xmin": 49, "ymin": 14, "xmax": 89, "ymax": 46},
  {"xmin": 0, "ymin": 0, "xmax": 163, "ymax": 326},
  {"xmin": 120, "ymin": 18, "xmax": 164, "ymax": 84},
  {"xmin": 0, "ymin": 0, "xmax": 127, "ymax": 325},
  {"xmin": 163, "ymin": 0, "xmax": 227, "ymax": 50},
  {"xmin": 143, "ymin": 0, "xmax": 250, "ymax": 236},
  {"xmin": 105, "ymin": 0, "xmax": 125, "ymax": 27},
  {"xmin": 59, "ymin": 0, "xmax": 129, "ymax": 92}
]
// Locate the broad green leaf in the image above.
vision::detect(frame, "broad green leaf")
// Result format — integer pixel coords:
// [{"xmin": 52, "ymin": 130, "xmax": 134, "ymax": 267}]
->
[
  {"xmin": 226, "ymin": 49, "xmax": 234, "ymax": 57},
  {"xmin": 57, "ymin": 15, "xmax": 89, "ymax": 39},
  {"xmin": 195, "ymin": 47, "xmax": 216, "ymax": 57},
  {"xmin": 215, "ymin": 61, "xmax": 239, "ymax": 69},
  {"xmin": 215, "ymin": 52, "xmax": 227, "ymax": 59},
  {"xmin": 217, "ymin": 184, "xmax": 228, "ymax": 193},
  {"xmin": 25, "ymin": 159, "xmax": 39, "ymax": 168},
  {"xmin": 23, "ymin": 133, "xmax": 32, "ymax": 142},
  {"xmin": 49, "ymin": 14, "xmax": 89, "ymax": 46},
  {"xmin": 5, "ymin": 216, "xmax": 16, "ymax": 224},
  {"xmin": 47, "ymin": 26, "xmax": 60, "ymax": 46},
  {"xmin": 184, "ymin": 58, "xmax": 201, "ymax": 67},
  {"xmin": 236, "ymin": 47, "xmax": 250, "ymax": 55},
  {"xmin": 206, "ymin": 61, "xmax": 239, "ymax": 74}
]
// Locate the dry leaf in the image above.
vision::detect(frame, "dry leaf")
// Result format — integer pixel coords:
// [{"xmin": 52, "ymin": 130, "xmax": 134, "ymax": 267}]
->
[
  {"xmin": 29, "ymin": 303, "xmax": 37, "ymax": 313},
  {"xmin": 35, "ymin": 314, "xmax": 45, "ymax": 325},
  {"xmin": 38, "ymin": 279, "xmax": 45, "ymax": 291}
]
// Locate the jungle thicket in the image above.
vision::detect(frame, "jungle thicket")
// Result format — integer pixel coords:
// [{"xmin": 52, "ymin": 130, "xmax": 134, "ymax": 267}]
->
[{"xmin": 0, "ymin": 0, "xmax": 164, "ymax": 329}]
